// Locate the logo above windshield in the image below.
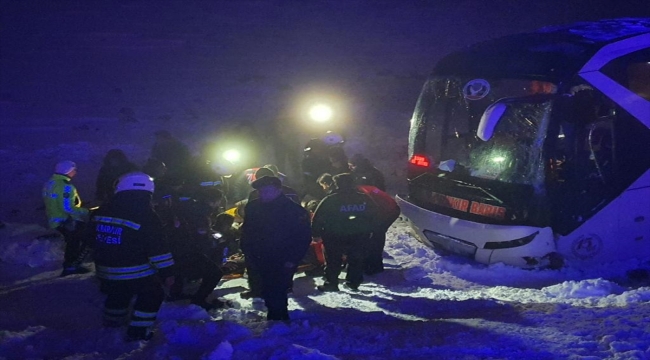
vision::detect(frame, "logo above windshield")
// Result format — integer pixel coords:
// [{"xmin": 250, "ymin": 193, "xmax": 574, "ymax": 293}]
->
[{"xmin": 463, "ymin": 79, "xmax": 490, "ymax": 100}]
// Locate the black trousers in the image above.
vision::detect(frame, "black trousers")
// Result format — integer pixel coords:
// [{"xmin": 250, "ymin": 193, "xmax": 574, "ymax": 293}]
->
[
  {"xmin": 172, "ymin": 256, "xmax": 223, "ymax": 303},
  {"xmin": 103, "ymin": 277, "xmax": 164, "ymax": 334},
  {"xmin": 57, "ymin": 222, "xmax": 89, "ymax": 269},
  {"xmin": 364, "ymin": 227, "xmax": 388, "ymax": 274},
  {"xmin": 255, "ymin": 260, "xmax": 296, "ymax": 321},
  {"xmin": 244, "ymin": 257, "xmax": 263, "ymax": 295},
  {"xmin": 322, "ymin": 233, "xmax": 371, "ymax": 287}
]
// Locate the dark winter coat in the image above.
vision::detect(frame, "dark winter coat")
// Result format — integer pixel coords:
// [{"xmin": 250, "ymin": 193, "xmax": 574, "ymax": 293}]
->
[
  {"xmin": 95, "ymin": 150, "xmax": 138, "ymax": 203},
  {"xmin": 184, "ymin": 157, "xmax": 228, "ymax": 202},
  {"xmin": 351, "ymin": 161, "xmax": 386, "ymax": 192},
  {"xmin": 240, "ymin": 195, "xmax": 312, "ymax": 267},
  {"xmin": 301, "ymin": 150, "xmax": 332, "ymax": 199},
  {"xmin": 247, "ymin": 184, "xmax": 300, "ymax": 205},
  {"xmin": 311, "ymin": 188, "xmax": 379, "ymax": 237},
  {"xmin": 172, "ymin": 199, "xmax": 225, "ymax": 265},
  {"xmin": 151, "ymin": 138, "xmax": 192, "ymax": 181},
  {"xmin": 91, "ymin": 191, "xmax": 174, "ymax": 281}
]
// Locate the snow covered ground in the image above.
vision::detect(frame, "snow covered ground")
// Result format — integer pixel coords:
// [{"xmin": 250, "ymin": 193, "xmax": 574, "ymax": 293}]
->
[
  {"xmin": 2, "ymin": 220, "xmax": 650, "ymax": 359},
  {"xmin": 2, "ymin": 1, "xmax": 650, "ymax": 359}
]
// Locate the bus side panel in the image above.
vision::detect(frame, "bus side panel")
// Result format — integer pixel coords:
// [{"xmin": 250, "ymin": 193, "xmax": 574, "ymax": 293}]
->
[{"xmin": 556, "ymin": 170, "xmax": 650, "ymax": 266}]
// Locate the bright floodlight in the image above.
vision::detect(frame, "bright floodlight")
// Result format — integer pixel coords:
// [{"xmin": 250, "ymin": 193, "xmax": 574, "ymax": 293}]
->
[
  {"xmin": 309, "ymin": 104, "xmax": 333, "ymax": 122},
  {"xmin": 492, "ymin": 156, "xmax": 506, "ymax": 163},
  {"xmin": 223, "ymin": 149, "xmax": 241, "ymax": 163}
]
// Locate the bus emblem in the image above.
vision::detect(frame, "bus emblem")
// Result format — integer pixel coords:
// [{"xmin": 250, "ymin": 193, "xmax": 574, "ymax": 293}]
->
[
  {"xmin": 463, "ymin": 79, "xmax": 490, "ymax": 100},
  {"xmin": 571, "ymin": 234, "xmax": 603, "ymax": 259}
]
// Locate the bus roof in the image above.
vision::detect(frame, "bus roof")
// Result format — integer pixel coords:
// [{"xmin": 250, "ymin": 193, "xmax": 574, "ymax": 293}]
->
[{"xmin": 433, "ymin": 18, "xmax": 650, "ymax": 83}]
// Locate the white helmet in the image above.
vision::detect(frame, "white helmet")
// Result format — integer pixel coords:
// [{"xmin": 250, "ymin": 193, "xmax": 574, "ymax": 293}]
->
[
  {"xmin": 321, "ymin": 131, "xmax": 344, "ymax": 146},
  {"xmin": 115, "ymin": 172, "xmax": 155, "ymax": 193}
]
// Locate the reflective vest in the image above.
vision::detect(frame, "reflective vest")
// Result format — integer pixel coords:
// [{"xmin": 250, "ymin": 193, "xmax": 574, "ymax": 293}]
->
[{"xmin": 42, "ymin": 174, "xmax": 89, "ymax": 229}]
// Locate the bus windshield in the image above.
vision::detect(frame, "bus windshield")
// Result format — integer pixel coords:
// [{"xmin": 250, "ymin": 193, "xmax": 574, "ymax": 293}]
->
[{"xmin": 410, "ymin": 76, "xmax": 555, "ymax": 188}]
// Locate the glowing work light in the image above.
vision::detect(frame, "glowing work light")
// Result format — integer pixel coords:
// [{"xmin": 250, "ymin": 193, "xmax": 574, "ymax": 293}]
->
[
  {"xmin": 309, "ymin": 104, "xmax": 333, "ymax": 122},
  {"xmin": 223, "ymin": 149, "xmax": 241, "ymax": 163}
]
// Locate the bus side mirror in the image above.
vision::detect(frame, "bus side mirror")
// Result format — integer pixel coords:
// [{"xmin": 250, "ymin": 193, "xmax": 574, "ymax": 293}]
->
[
  {"xmin": 477, "ymin": 102, "xmax": 507, "ymax": 141},
  {"xmin": 477, "ymin": 94, "xmax": 555, "ymax": 141}
]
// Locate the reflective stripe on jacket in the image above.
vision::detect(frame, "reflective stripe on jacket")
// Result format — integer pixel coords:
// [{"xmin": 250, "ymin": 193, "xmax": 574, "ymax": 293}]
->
[
  {"xmin": 91, "ymin": 191, "xmax": 175, "ymax": 281},
  {"xmin": 42, "ymin": 174, "xmax": 89, "ymax": 229}
]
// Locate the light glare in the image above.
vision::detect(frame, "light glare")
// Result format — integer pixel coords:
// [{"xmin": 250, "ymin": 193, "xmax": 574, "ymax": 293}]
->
[
  {"xmin": 309, "ymin": 104, "xmax": 333, "ymax": 122},
  {"xmin": 223, "ymin": 149, "xmax": 241, "ymax": 163}
]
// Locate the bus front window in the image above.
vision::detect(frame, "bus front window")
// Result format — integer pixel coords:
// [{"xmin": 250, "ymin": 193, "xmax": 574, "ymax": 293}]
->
[{"xmin": 413, "ymin": 76, "xmax": 554, "ymax": 188}]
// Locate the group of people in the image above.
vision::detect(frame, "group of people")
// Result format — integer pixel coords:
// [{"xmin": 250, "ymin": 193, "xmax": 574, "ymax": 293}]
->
[{"xmin": 41, "ymin": 129, "xmax": 400, "ymax": 341}]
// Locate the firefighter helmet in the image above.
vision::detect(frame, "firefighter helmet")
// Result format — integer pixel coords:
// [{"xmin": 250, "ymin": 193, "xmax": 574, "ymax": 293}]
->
[
  {"xmin": 115, "ymin": 172, "xmax": 155, "ymax": 193},
  {"xmin": 321, "ymin": 131, "xmax": 344, "ymax": 146}
]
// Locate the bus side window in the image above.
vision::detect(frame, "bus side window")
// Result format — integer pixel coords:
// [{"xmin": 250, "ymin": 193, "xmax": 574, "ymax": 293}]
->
[
  {"xmin": 627, "ymin": 62, "xmax": 650, "ymax": 101},
  {"xmin": 584, "ymin": 119, "xmax": 615, "ymax": 184},
  {"xmin": 546, "ymin": 88, "xmax": 617, "ymax": 233}
]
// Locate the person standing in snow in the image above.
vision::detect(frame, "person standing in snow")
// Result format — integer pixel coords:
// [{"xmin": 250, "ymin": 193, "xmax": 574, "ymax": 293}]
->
[
  {"xmin": 240, "ymin": 175, "xmax": 312, "ymax": 320},
  {"xmin": 348, "ymin": 154, "xmax": 387, "ymax": 192},
  {"xmin": 167, "ymin": 187, "xmax": 231, "ymax": 310},
  {"xmin": 42, "ymin": 160, "xmax": 91, "ymax": 277},
  {"xmin": 91, "ymin": 172, "xmax": 175, "ymax": 341},
  {"xmin": 311, "ymin": 173, "xmax": 379, "ymax": 291},
  {"xmin": 95, "ymin": 149, "xmax": 139, "ymax": 205},
  {"xmin": 150, "ymin": 130, "xmax": 193, "ymax": 183},
  {"xmin": 356, "ymin": 184, "xmax": 400, "ymax": 275},
  {"xmin": 301, "ymin": 138, "xmax": 333, "ymax": 201},
  {"xmin": 237, "ymin": 166, "xmax": 300, "ymax": 299}
]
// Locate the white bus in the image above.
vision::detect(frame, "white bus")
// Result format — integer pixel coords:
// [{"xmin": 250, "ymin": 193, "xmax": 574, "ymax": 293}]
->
[{"xmin": 397, "ymin": 18, "xmax": 650, "ymax": 268}]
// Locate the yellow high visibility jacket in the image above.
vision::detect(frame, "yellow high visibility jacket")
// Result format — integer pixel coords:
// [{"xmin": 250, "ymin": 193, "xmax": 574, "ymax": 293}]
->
[{"xmin": 42, "ymin": 174, "xmax": 89, "ymax": 229}]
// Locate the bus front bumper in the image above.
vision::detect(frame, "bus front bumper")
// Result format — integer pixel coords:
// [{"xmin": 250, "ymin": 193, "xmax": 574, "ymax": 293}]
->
[{"xmin": 396, "ymin": 195, "xmax": 558, "ymax": 268}]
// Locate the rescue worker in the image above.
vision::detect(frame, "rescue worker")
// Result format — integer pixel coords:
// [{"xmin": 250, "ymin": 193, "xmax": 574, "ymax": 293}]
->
[
  {"xmin": 247, "ymin": 166, "xmax": 299, "ymax": 204},
  {"xmin": 348, "ymin": 154, "xmax": 386, "ymax": 192},
  {"xmin": 238, "ymin": 166, "xmax": 300, "ymax": 299},
  {"xmin": 95, "ymin": 149, "xmax": 138, "ymax": 205},
  {"xmin": 151, "ymin": 130, "xmax": 192, "ymax": 182},
  {"xmin": 301, "ymin": 138, "xmax": 332, "ymax": 201},
  {"xmin": 311, "ymin": 173, "xmax": 379, "ymax": 291},
  {"xmin": 184, "ymin": 154, "xmax": 229, "ymax": 211},
  {"xmin": 230, "ymin": 164, "xmax": 290, "ymax": 204},
  {"xmin": 300, "ymin": 173, "xmax": 333, "ymax": 276},
  {"xmin": 167, "ymin": 187, "xmax": 230, "ymax": 310},
  {"xmin": 91, "ymin": 172, "xmax": 175, "ymax": 341},
  {"xmin": 357, "ymin": 184, "xmax": 400, "ymax": 275},
  {"xmin": 240, "ymin": 175, "xmax": 312, "ymax": 320},
  {"xmin": 42, "ymin": 160, "xmax": 91, "ymax": 277},
  {"xmin": 327, "ymin": 147, "xmax": 349, "ymax": 176}
]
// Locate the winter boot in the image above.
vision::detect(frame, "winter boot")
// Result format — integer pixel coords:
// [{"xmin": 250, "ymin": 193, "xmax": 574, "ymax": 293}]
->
[
  {"xmin": 343, "ymin": 282, "xmax": 360, "ymax": 291},
  {"xmin": 125, "ymin": 326, "xmax": 154, "ymax": 342},
  {"xmin": 317, "ymin": 282, "xmax": 339, "ymax": 292},
  {"xmin": 239, "ymin": 290, "xmax": 262, "ymax": 299},
  {"xmin": 304, "ymin": 265, "xmax": 325, "ymax": 277},
  {"xmin": 60, "ymin": 266, "xmax": 91, "ymax": 277}
]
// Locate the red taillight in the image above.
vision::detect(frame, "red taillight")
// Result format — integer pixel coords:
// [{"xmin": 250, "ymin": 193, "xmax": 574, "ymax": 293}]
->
[{"xmin": 409, "ymin": 154, "xmax": 430, "ymax": 167}]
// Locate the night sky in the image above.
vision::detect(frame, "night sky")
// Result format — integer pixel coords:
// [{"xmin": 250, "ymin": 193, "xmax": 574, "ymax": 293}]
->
[{"xmin": 2, "ymin": 0, "xmax": 649, "ymax": 125}]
